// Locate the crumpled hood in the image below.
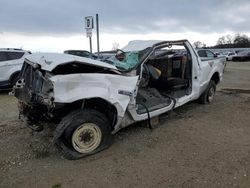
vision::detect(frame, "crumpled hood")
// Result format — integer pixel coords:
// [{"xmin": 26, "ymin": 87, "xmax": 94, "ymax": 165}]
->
[{"xmin": 25, "ymin": 53, "xmax": 118, "ymax": 71}]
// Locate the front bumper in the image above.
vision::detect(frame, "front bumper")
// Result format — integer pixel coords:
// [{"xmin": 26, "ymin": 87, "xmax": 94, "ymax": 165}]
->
[{"xmin": 17, "ymin": 100, "xmax": 44, "ymax": 131}]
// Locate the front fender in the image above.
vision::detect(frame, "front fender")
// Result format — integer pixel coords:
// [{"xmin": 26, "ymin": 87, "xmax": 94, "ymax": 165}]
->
[{"xmin": 50, "ymin": 73, "xmax": 138, "ymax": 117}]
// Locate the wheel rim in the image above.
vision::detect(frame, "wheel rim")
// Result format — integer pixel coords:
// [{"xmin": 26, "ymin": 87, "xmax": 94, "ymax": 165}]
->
[
  {"xmin": 72, "ymin": 123, "xmax": 102, "ymax": 154},
  {"xmin": 208, "ymin": 86, "xmax": 215, "ymax": 102}
]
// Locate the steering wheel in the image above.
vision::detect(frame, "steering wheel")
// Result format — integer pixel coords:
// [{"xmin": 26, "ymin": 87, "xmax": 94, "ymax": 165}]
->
[{"xmin": 139, "ymin": 64, "xmax": 150, "ymax": 87}]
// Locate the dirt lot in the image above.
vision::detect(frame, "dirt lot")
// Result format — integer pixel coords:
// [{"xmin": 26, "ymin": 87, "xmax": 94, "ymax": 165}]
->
[{"xmin": 0, "ymin": 61, "xmax": 250, "ymax": 188}]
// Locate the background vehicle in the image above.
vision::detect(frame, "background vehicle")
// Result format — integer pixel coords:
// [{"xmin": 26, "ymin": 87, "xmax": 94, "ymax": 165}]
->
[
  {"xmin": 64, "ymin": 50, "xmax": 97, "ymax": 59},
  {"xmin": 223, "ymin": 52, "xmax": 236, "ymax": 61},
  {"xmin": 232, "ymin": 51, "xmax": 250, "ymax": 61},
  {"xmin": 0, "ymin": 48, "xmax": 31, "ymax": 89},
  {"xmin": 14, "ymin": 40, "xmax": 224, "ymax": 160},
  {"xmin": 214, "ymin": 52, "xmax": 224, "ymax": 57}
]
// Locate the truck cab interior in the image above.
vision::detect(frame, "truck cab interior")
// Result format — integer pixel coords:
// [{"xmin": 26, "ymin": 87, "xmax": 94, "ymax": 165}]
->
[{"xmin": 136, "ymin": 44, "xmax": 192, "ymax": 114}]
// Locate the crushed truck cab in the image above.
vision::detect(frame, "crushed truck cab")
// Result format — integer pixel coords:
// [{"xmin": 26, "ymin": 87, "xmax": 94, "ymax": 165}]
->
[{"xmin": 14, "ymin": 40, "xmax": 225, "ymax": 159}]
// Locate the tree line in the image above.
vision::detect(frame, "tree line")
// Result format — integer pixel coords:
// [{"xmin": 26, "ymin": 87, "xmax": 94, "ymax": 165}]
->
[{"xmin": 193, "ymin": 33, "xmax": 250, "ymax": 49}]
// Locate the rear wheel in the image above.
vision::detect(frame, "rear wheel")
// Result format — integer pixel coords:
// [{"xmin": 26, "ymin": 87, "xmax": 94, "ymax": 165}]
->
[
  {"xmin": 54, "ymin": 109, "xmax": 112, "ymax": 160},
  {"xmin": 198, "ymin": 80, "xmax": 216, "ymax": 104}
]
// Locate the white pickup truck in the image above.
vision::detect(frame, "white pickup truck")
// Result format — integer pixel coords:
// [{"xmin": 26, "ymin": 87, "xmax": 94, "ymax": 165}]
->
[{"xmin": 14, "ymin": 40, "xmax": 225, "ymax": 159}]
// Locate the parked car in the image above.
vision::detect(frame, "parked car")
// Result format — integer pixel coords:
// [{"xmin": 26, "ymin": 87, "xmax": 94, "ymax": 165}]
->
[
  {"xmin": 224, "ymin": 52, "xmax": 236, "ymax": 61},
  {"xmin": 0, "ymin": 48, "xmax": 31, "ymax": 89},
  {"xmin": 64, "ymin": 50, "xmax": 97, "ymax": 59},
  {"xmin": 214, "ymin": 52, "xmax": 224, "ymax": 57},
  {"xmin": 14, "ymin": 40, "xmax": 225, "ymax": 160},
  {"xmin": 232, "ymin": 51, "xmax": 250, "ymax": 61}
]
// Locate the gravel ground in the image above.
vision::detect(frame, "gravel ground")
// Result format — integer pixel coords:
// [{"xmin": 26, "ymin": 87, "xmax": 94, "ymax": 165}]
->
[{"xmin": 0, "ymin": 61, "xmax": 250, "ymax": 188}]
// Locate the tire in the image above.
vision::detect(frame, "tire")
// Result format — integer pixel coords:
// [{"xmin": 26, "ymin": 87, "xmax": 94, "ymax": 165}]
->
[
  {"xmin": 54, "ymin": 109, "xmax": 112, "ymax": 160},
  {"xmin": 11, "ymin": 72, "xmax": 20, "ymax": 86},
  {"xmin": 198, "ymin": 80, "xmax": 216, "ymax": 104}
]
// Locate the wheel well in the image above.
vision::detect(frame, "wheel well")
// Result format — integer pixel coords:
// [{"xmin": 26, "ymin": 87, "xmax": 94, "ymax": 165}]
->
[
  {"xmin": 58, "ymin": 98, "xmax": 118, "ymax": 130},
  {"xmin": 10, "ymin": 71, "xmax": 20, "ymax": 85},
  {"xmin": 84, "ymin": 98, "xmax": 118, "ymax": 129},
  {"xmin": 211, "ymin": 72, "xmax": 220, "ymax": 85}
]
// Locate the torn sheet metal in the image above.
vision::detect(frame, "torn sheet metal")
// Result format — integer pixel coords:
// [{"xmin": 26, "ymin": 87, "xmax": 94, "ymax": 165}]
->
[{"xmin": 50, "ymin": 73, "xmax": 139, "ymax": 116}]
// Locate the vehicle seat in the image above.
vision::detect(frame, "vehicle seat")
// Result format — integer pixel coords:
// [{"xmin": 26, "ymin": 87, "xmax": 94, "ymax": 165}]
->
[
  {"xmin": 163, "ymin": 77, "xmax": 189, "ymax": 90},
  {"xmin": 154, "ymin": 55, "xmax": 189, "ymax": 90}
]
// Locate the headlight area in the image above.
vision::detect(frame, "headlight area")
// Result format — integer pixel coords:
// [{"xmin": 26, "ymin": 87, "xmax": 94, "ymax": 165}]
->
[
  {"xmin": 14, "ymin": 60, "xmax": 55, "ymax": 106},
  {"xmin": 14, "ymin": 61, "xmax": 57, "ymax": 130}
]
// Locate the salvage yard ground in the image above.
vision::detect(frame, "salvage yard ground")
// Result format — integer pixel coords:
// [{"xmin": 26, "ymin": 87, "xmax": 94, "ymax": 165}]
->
[{"xmin": 0, "ymin": 61, "xmax": 250, "ymax": 188}]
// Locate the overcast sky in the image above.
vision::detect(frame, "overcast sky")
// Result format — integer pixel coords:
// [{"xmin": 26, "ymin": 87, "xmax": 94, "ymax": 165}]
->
[{"xmin": 0, "ymin": 0, "xmax": 250, "ymax": 52}]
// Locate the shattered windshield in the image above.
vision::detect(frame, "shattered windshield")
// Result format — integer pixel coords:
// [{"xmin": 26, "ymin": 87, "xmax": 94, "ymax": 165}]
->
[{"xmin": 105, "ymin": 52, "xmax": 140, "ymax": 71}]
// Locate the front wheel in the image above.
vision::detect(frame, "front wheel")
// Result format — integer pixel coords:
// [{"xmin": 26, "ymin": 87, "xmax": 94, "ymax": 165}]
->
[
  {"xmin": 198, "ymin": 80, "xmax": 216, "ymax": 104},
  {"xmin": 54, "ymin": 109, "xmax": 112, "ymax": 160}
]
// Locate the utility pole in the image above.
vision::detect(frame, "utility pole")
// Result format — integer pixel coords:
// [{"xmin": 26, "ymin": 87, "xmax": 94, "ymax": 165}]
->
[
  {"xmin": 89, "ymin": 37, "xmax": 92, "ymax": 53},
  {"xmin": 96, "ymin": 14, "xmax": 100, "ymax": 57}
]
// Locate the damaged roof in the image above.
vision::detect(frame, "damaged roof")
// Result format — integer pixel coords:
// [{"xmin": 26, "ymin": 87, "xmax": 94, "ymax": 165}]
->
[
  {"xmin": 122, "ymin": 40, "xmax": 163, "ymax": 52},
  {"xmin": 121, "ymin": 40, "xmax": 188, "ymax": 52}
]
